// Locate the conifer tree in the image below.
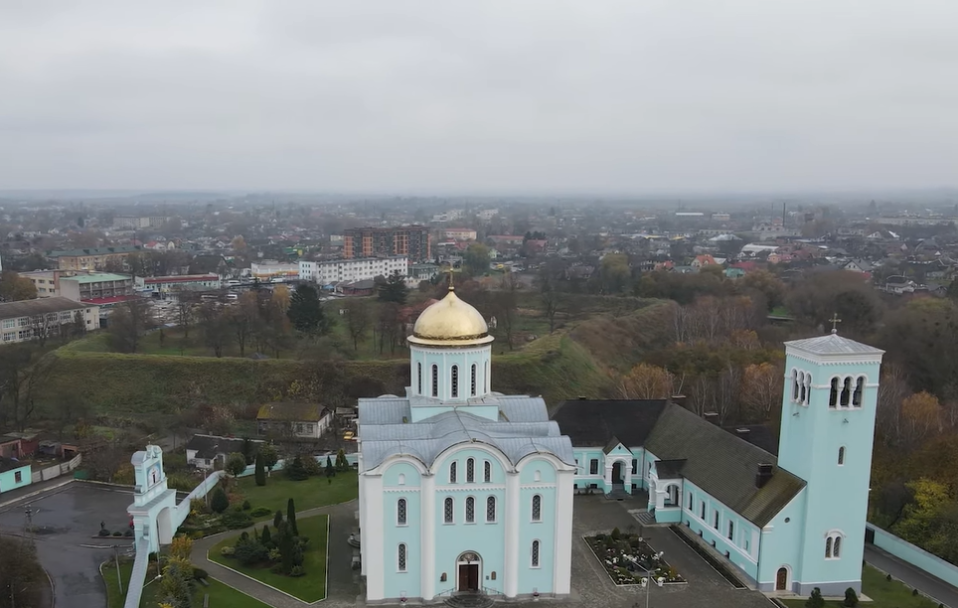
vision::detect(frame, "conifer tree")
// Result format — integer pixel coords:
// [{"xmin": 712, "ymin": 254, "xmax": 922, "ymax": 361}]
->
[
  {"xmin": 287, "ymin": 498, "xmax": 299, "ymax": 536},
  {"xmin": 254, "ymin": 452, "xmax": 266, "ymax": 486}
]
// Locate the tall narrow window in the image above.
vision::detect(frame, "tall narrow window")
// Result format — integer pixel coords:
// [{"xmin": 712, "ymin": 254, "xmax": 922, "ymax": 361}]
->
[
  {"xmin": 465, "ymin": 497, "xmax": 475, "ymax": 523},
  {"xmin": 840, "ymin": 377, "xmax": 851, "ymax": 406},
  {"xmin": 700, "ymin": 501, "xmax": 705, "ymax": 519},
  {"xmin": 450, "ymin": 461, "xmax": 457, "ymax": 484},
  {"xmin": 444, "ymin": 497, "xmax": 454, "ymax": 524},
  {"xmin": 838, "ymin": 446, "xmax": 846, "ymax": 466},
  {"xmin": 398, "ymin": 544, "xmax": 407, "ymax": 571},
  {"xmin": 531, "ymin": 540, "xmax": 540, "ymax": 568},
  {"xmin": 589, "ymin": 459, "xmax": 599, "ymax": 475},
  {"xmin": 792, "ymin": 369, "xmax": 799, "ymax": 401},
  {"xmin": 825, "ymin": 537, "xmax": 833, "ymax": 558},
  {"xmin": 397, "ymin": 498, "xmax": 407, "ymax": 525},
  {"xmin": 486, "ymin": 496, "xmax": 496, "ymax": 522},
  {"xmin": 713, "ymin": 510, "xmax": 719, "ymax": 529},
  {"xmin": 853, "ymin": 377, "xmax": 864, "ymax": 407},
  {"xmin": 466, "ymin": 458, "xmax": 475, "ymax": 483},
  {"xmin": 451, "ymin": 365, "xmax": 459, "ymax": 398},
  {"xmin": 631, "ymin": 459, "xmax": 638, "ymax": 475},
  {"xmin": 417, "ymin": 362, "xmax": 422, "ymax": 395},
  {"xmin": 432, "ymin": 364, "xmax": 439, "ymax": 397},
  {"xmin": 484, "ymin": 460, "xmax": 492, "ymax": 483},
  {"xmin": 471, "ymin": 363, "xmax": 477, "ymax": 396},
  {"xmin": 532, "ymin": 495, "xmax": 542, "ymax": 522},
  {"xmin": 799, "ymin": 372, "xmax": 807, "ymax": 404},
  {"xmin": 727, "ymin": 520, "xmax": 734, "ymax": 540},
  {"xmin": 834, "ymin": 536, "xmax": 842, "ymax": 558},
  {"xmin": 829, "ymin": 378, "xmax": 839, "ymax": 408}
]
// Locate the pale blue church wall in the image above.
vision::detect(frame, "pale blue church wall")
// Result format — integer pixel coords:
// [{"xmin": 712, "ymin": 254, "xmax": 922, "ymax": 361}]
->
[
  {"xmin": 0, "ymin": 464, "xmax": 31, "ymax": 494},
  {"xmin": 867, "ymin": 524, "xmax": 958, "ymax": 589},
  {"xmin": 756, "ymin": 489, "xmax": 807, "ymax": 593},
  {"xmin": 518, "ymin": 457, "xmax": 559, "ymax": 595},
  {"xmin": 681, "ymin": 479, "xmax": 761, "ymax": 584},
  {"xmin": 382, "ymin": 461, "xmax": 424, "ymax": 599},
  {"xmin": 778, "ymin": 354, "xmax": 880, "ymax": 595},
  {"xmin": 431, "ymin": 448, "xmax": 507, "ymax": 595},
  {"xmin": 409, "ymin": 345, "xmax": 492, "ymax": 410}
]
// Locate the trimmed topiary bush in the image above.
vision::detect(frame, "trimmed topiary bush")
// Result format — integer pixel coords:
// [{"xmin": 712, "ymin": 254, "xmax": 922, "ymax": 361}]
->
[
  {"xmin": 210, "ymin": 487, "xmax": 229, "ymax": 514},
  {"xmin": 242, "ymin": 500, "xmax": 251, "ymax": 511},
  {"xmin": 843, "ymin": 587, "xmax": 858, "ymax": 607}
]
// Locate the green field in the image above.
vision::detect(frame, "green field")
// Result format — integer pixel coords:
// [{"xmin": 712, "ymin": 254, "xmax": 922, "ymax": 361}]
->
[
  {"xmin": 781, "ymin": 566, "xmax": 940, "ymax": 608},
  {"xmin": 209, "ymin": 514, "xmax": 329, "ymax": 602},
  {"xmin": 237, "ymin": 469, "xmax": 358, "ymax": 518},
  {"xmin": 102, "ymin": 560, "xmax": 270, "ymax": 608}
]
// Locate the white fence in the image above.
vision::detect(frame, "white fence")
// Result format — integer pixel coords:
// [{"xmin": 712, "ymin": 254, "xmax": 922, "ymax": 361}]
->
[{"xmin": 30, "ymin": 454, "xmax": 82, "ymax": 484}]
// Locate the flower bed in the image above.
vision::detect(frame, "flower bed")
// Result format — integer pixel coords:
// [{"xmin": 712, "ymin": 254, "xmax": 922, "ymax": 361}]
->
[{"xmin": 585, "ymin": 530, "xmax": 685, "ymax": 586}]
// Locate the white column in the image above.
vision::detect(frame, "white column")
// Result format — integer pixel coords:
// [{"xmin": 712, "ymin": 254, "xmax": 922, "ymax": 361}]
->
[
  {"xmin": 421, "ymin": 473, "xmax": 436, "ymax": 601},
  {"xmin": 624, "ymin": 458, "xmax": 632, "ymax": 492},
  {"xmin": 365, "ymin": 475, "xmax": 385, "ymax": 601},
  {"xmin": 358, "ymin": 464, "xmax": 367, "ymax": 576},
  {"xmin": 553, "ymin": 469, "xmax": 574, "ymax": 595},
  {"xmin": 604, "ymin": 459, "xmax": 614, "ymax": 492},
  {"xmin": 504, "ymin": 471, "xmax": 520, "ymax": 598}
]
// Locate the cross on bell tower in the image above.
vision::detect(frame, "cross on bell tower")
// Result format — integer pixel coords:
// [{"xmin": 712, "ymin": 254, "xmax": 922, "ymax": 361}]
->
[
  {"xmin": 829, "ymin": 313, "xmax": 842, "ymax": 334},
  {"xmin": 441, "ymin": 265, "xmax": 461, "ymax": 289}
]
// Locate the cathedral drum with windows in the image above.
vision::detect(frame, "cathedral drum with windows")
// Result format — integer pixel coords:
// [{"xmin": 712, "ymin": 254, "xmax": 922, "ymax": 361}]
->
[{"xmin": 357, "ymin": 287, "xmax": 576, "ymax": 604}]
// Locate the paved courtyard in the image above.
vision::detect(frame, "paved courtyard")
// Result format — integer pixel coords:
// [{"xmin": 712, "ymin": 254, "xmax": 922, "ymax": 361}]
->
[{"xmin": 0, "ymin": 482, "xmax": 136, "ymax": 608}]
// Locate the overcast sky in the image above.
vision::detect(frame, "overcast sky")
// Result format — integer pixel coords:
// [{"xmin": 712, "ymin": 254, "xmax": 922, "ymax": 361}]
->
[{"xmin": 1, "ymin": 1, "xmax": 956, "ymax": 194}]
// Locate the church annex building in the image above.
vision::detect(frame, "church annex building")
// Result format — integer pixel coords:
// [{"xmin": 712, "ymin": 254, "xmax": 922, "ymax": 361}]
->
[{"xmin": 357, "ymin": 287, "xmax": 883, "ymax": 603}]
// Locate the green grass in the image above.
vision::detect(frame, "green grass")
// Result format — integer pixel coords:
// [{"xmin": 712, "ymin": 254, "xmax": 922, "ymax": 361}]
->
[
  {"xmin": 209, "ymin": 514, "xmax": 329, "ymax": 602},
  {"xmin": 781, "ymin": 566, "xmax": 939, "ymax": 608},
  {"xmin": 102, "ymin": 559, "xmax": 270, "ymax": 608},
  {"xmin": 237, "ymin": 470, "xmax": 358, "ymax": 518}
]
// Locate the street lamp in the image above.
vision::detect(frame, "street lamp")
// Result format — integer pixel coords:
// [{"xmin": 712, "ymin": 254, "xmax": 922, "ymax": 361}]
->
[{"xmin": 637, "ymin": 550, "xmax": 664, "ymax": 608}]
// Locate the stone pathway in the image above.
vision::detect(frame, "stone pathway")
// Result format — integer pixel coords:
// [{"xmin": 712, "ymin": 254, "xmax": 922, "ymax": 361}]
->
[{"xmin": 192, "ymin": 500, "xmax": 362, "ymax": 607}]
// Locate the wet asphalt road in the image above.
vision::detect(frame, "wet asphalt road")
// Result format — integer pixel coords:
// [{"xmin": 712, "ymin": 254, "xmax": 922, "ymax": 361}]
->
[{"xmin": 0, "ymin": 483, "xmax": 136, "ymax": 608}]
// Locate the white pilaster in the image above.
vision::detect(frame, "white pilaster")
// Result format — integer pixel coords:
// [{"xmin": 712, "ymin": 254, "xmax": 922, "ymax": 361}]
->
[
  {"xmin": 553, "ymin": 469, "xmax": 574, "ymax": 595},
  {"xmin": 421, "ymin": 473, "xmax": 436, "ymax": 601},
  {"xmin": 365, "ymin": 474, "xmax": 386, "ymax": 601},
  {"xmin": 504, "ymin": 471, "xmax": 520, "ymax": 598}
]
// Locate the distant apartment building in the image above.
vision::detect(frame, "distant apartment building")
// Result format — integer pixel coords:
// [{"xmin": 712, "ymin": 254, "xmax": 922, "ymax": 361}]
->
[
  {"xmin": 250, "ymin": 262, "xmax": 299, "ymax": 281},
  {"xmin": 21, "ymin": 270, "xmax": 69, "ymax": 298},
  {"xmin": 299, "ymin": 257, "xmax": 408, "ymax": 286},
  {"xmin": 0, "ymin": 297, "xmax": 99, "ymax": 344},
  {"xmin": 49, "ymin": 245, "xmax": 142, "ymax": 271},
  {"xmin": 443, "ymin": 227, "xmax": 477, "ymax": 241},
  {"xmin": 711, "ymin": 212, "xmax": 731, "ymax": 222},
  {"xmin": 144, "ymin": 274, "xmax": 221, "ymax": 297},
  {"xmin": 112, "ymin": 216, "xmax": 171, "ymax": 230},
  {"xmin": 342, "ymin": 226, "xmax": 431, "ymax": 262},
  {"xmin": 58, "ymin": 273, "xmax": 135, "ymax": 302}
]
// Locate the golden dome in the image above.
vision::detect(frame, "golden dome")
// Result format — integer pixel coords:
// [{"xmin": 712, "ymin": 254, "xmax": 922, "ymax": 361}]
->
[{"xmin": 408, "ymin": 287, "xmax": 494, "ymax": 347}]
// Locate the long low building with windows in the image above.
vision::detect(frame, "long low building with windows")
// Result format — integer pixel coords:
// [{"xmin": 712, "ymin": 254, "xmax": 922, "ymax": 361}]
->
[
  {"xmin": 551, "ymin": 332, "xmax": 885, "ymax": 597},
  {"xmin": 0, "ymin": 297, "xmax": 99, "ymax": 344},
  {"xmin": 299, "ymin": 256, "xmax": 408, "ymax": 286}
]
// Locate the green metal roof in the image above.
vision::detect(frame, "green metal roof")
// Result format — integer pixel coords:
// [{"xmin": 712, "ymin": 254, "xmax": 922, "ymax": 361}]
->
[{"xmin": 62, "ymin": 273, "xmax": 132, "ymax": 283}]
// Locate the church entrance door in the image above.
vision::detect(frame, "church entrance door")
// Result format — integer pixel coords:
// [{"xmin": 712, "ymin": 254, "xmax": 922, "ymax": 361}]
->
[
  {"xmin": 456, "ymin": 552, "xmax": 481, "ymax": 592},
  {"xmin": 611, "ymin": 461, "xmax": 623, "ymax": 485},
  {"xmin": 776, "ymin": 567, "xmax": 788, "ymax": 591}
]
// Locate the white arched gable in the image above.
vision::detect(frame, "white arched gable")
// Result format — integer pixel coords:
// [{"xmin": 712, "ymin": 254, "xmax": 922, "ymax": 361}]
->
[
  {"xmin": 377, "ymin": 454, "xmax": 430, "ymax": 476},
  {"xmin": 430, "ymin": 441, "xmax": 514, "ymax": 476},
  {"xmin": 515, "ymin": 451, "xmax": 576, "ymax": 473}
]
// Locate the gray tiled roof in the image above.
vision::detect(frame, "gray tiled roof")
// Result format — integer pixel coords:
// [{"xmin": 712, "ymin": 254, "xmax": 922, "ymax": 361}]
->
[
  {"xmin": 785, "ymin": 333, "xmax": 884, "ymax": 356},
  {"xmin": 359, "ymin": 402, "xmax": 574, "ymax": 471},
  {"xmin": 0, "ymin": 297, "xmax": 90, "ymax": 321},
  {"xmin": 645, "ymin": 404, "xmax": 805, "ymax": 527}
]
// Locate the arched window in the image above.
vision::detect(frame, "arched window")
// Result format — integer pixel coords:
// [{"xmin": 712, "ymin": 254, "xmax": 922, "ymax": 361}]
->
[
  {"xmin": 791, "ymin": 369, "xmax": 799, "ymax": 401},
  {"xmin": 451, "ymin": 365, "xmax": 459, "ymax": 398},
  {"xmin": 840, "ymin": 377, "xmax": 851, "ymax": 407},
  {"xmin": 466, "ymin": 458, "xmax": 475, "ymax": 483},
  {"xmin": 838, "ymin": 446, "xmax": 845, "ymax": 466},
  {"xmin": 484, "ymin": 460, "xmax": 491, "ymax": 483},
  {"xmin": 417, "ymin": 362, "xmax": 422, "ymax": 395},
  {"xmin": 799, "ymin": 372, "xmax": 807, "ymax": 404},
  {"xmin": 431, "ymin": 364, "xmax": 439, "ymax": 397},
  {"xmin": 853, "ymin": 377, "xmax": 864, "ymax": 407},
  {"xmin": 803, "ymin": 373, "xmax": 812, "ymax": 405},
  {"xmin": 531, "ymin": 540, "xmax": 540, "ymax": 568},
  {"xmin": 465, "ymin": 496, "xmax": 475, "ymax": 523},
  {"xmin": 486, "ymin": 496, "xmax": 496, "ymax": 522},
  {"xmin": 398, "ymin": 543, "xmax": 407, "ymax": 571},
  {"xmin": 397, "ymin": 498, "xmax": 407, "ymax": 525},
  {"xmin": 532, "ymin": 495, "xmax": 542, "ymax": 522},
  {"xmin": 449, "ymin": 461, "xmax": 457, "ymax": 484},
  {"xmin": 825, "ymin": 532, "xmax": 844, "ymax": 559},
  {"xmin": 471, "ymin": 363, "xmax": 477, "ymax": 396},
  {"xmin": 829, "ymin": 378, "xmax": 839, "ymax": 408},
  {"xmin": 444, "ymin": 497, "xmax": 454, "ymax": 524}
]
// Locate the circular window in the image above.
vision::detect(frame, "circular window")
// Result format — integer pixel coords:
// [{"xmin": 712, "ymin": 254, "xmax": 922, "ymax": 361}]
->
[{"xmin": 785, "ymin": 517, "xmax": 791, "ymax": 523}]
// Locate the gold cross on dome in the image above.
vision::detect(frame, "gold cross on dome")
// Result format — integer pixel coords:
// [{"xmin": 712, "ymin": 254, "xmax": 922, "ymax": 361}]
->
[
  {"xmin": 829, "ymin": 313, "xmax": 842, "ymax": 334},
  {"xmin": 441, "ymin": 265, "xmax": 461, "ymax": 289}
]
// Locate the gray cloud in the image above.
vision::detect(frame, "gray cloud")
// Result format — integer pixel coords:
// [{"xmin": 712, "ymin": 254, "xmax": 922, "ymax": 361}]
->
[{"xmin": 0, "ymin": 0, "xmax": 956, "ymax": 193}]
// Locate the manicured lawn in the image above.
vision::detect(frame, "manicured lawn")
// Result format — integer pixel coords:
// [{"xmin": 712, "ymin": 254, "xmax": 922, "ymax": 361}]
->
[
  {"xmin": 209, "ymin": 514, "xmax": 329, "ymax": 602},
  {"xmin": 102, "ymin": 560, "xmax": 270, "ymax": 608},
  {"xmin": 782, "ymin": 566, "xmax": 939, "ymax": 608},
  {"xmin": 237, "ymin": 469, "xmax": 357, "ymax": 519}
]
